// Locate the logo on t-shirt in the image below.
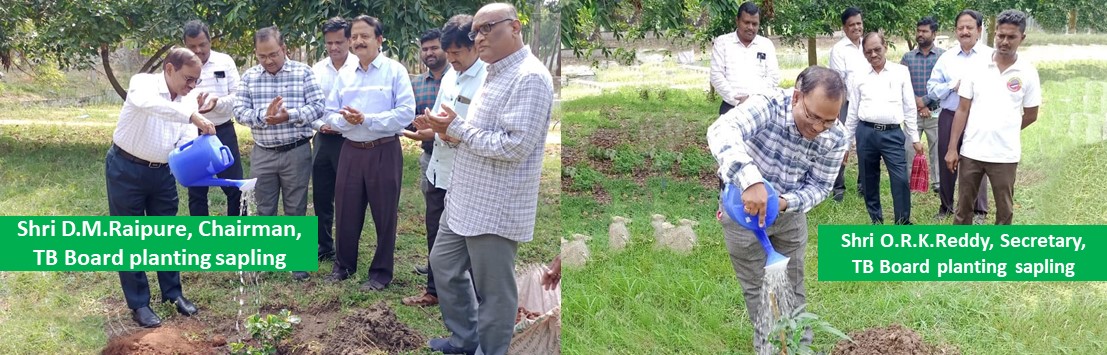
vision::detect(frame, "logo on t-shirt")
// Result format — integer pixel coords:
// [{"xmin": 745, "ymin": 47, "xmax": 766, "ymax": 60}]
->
[{"xmin": 1007, "ymin": 77, "xmax": 1022, "ymax": 92}]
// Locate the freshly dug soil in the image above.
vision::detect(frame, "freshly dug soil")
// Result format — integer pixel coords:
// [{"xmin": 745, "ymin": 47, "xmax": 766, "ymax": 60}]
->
[
  {"xmin": 101, "ymin": 320, "xmax": 219, "ymax": 355},
  {"xmin": 322, "ymin": 302, "xmax": 425, "ymax": 354},
  {"xmin": 833, "ymin": 324, "xmax": 960, "ymax": 355}
]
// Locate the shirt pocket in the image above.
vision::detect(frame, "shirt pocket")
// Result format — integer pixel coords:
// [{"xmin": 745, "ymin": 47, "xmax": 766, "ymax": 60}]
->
[{"xmin": 362, "ymin": 86, "xmax": 392, "ymax": 111}]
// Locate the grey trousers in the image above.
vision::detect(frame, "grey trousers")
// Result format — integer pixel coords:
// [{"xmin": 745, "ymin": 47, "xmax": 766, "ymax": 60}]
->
[
  {"xmin": 904, "ymin": 115, "xmax": 940, "ymax": 190},
  {"xmin": 431, "ymin": 207, "xmax": 519, "ymax": 355},
  {"xmin": 720, "ymin": 205, "xmax": 811, "ymax": 353},
  {"xmin": 250, "ymin": 142, "xmax": 312, "ymax": 216}
]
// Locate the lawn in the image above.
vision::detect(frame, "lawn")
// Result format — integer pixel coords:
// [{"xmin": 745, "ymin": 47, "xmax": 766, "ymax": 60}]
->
[
  {"xmin": 0, "ymin": 111, "xmax": 562, "ymax": 353},
  {"xmin": 560, "ymin": 61, "xmax": 1107, "ymax": 354}
]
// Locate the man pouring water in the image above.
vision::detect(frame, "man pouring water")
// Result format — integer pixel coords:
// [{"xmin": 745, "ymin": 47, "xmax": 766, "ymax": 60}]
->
[{"xmin": 707, "ymin": 66, "xmax": 849, "ymax": 353}]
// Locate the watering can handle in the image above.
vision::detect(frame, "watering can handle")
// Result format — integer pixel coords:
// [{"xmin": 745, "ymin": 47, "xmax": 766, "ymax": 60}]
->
[
  {"xmin": 219, "ymin": 146, "xmax": 235, "ymax": 165},
  {"xmin": 177, "ymin": 139, "xmax": 195, "ymax": 151}
]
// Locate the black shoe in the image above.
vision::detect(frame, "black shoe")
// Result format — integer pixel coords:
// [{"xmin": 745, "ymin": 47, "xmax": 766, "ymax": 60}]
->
[
  {"xmin": 132, "ymin": 306, "xmax": 162, "ymax": 328},
  {"xmin": 427, "ymin": 338, "xmax": 476, "ymax": 355},
  {"xmin": 359, "ymin": 279, "xmax": 387, "ymax": 292},
  {"xmin": 414, "ymin": 264, "xmax": 429, "ymax": 275},
  {"xmin": 325, "ymin": 271, "xmax": 349, "ymax": 283},
  {"xmin": 318, "ymin": 252, "xmax": 335, "ymax": 262},
  {"xmin": 291, "ymin": 271, "xmax": 311, "ymax": 281},
  {"xmin": 164, "ymin": 296, "xmax": 197, "ymax": 316},
  {"xmin": 832, "ymin": 193, "xmax": 844, "ymax": 203}
]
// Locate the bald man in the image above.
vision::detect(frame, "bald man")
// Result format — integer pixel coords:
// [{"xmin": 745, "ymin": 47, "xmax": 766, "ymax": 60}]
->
[
  {"xmin": 425, "ymin": 3, "xmax": 554, "ymax": 355},
  {"xmin": 107, "ymin": 48, "xmax": 214, "ymax": 328}
]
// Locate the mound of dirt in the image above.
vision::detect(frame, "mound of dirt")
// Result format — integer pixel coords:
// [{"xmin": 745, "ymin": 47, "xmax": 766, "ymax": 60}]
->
[
  {"xmin": 101, "ymin": 324, "xmax": 218, "ymax": 355},
  {"xmin": 833, "ymin": 324, "xmax": 960, "ymax": 355},
  {"xmin": 323, "ymin": 302, "xmax": 425, "ymax": 354}
]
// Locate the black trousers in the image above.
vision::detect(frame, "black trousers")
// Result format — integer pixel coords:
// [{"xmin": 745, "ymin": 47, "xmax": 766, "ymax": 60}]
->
[
  {"xmin": 312, "ymin": 133, "xmax": 344, "ymax": 257},
  {"xmin": 856, "ymin": 123, "xmax": 911, "ymax": 224},
  {"xmin": 937, "ymin": 109, "xmax": 988, "ymax": 215},
  {"xmin": 105, "ymin": 145, "xmax": 182, "ymax": 309},
  {"xmin": 333, "ymin": 138, "xmax": 403, "ymax": 285},
  {"xmin": 833, "ymin": 100, "xmax": 863, "ymax": 196},
  {"xmin": 187, "ymin": 121, "xmax": 243, "ymax": 216},
  {"xmin": 423, "ymin": 180, "xmax": 447, "ymax": 295}
]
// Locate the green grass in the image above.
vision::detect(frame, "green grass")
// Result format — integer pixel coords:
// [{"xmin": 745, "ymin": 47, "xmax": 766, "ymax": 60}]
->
[
  {"xmin": 561, "ymin": 61, "xmax": 1107, "ymax": 354},
  {"xmin": 0, "ymin": 117, "xmax": 561, "ymax": 353}
]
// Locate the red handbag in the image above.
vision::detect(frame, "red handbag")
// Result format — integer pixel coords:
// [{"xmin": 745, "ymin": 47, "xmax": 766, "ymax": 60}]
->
[{"xmin": 910, "ymin": 153, "xmax": 929, "ymax": 192}]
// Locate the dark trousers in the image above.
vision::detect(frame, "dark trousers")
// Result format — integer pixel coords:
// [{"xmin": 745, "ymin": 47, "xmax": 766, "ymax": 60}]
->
[
  {"xmin": 424, "ymin": 180, "xmax": 447, "ymax": 296},
  {"xmin": 856, "ymin": 123, "xmax": 912, "ymax": 224},
  {"xmin": 187, "ymin": 121, "xmax": 243, "ymax": 216},
  {"xmin": 333, "ymin": 138, "xmax": 403, "ymax": 285},
  {"xmin": 105, "ymin": 145, "xmax": 183, "ymax": 309},
  {"xmin": 718, "ymin": 102, "xmax": 736, "ymax": 189},
  {"xmin": 954, "ymin": 157, "xmax": 1018, "ymax": 225},
  {"xmin": 833, "ymin": 100, "xmax": 863, "ymax": 196},
  {"xmin": 312, "ymin": 133, "xmax": 344, "ymax": 257},
  {"xmin": 937, "ymin": 109, "xmax": 988, "ymax": 215}
]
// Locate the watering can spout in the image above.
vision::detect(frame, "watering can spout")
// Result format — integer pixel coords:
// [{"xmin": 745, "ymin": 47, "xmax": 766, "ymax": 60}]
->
[{"xmin": 188, "ymin": 177, "xmax": 258, "ymax": 191}]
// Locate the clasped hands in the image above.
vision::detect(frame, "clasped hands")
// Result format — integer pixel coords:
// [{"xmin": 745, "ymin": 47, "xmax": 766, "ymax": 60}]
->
[{"xmin": 413, "ymin": 106, "xmax": 461, "ymax": 144}]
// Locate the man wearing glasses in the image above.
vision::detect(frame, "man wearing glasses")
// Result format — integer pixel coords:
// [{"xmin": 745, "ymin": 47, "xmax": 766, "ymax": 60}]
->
[
  {"xmin": 234, "ymin": 26, "xmax": 325, "ymax": 281},
  {"xmin": 107, "ymin": 48, "xmax": 215, "ymax": 328},
  {"xmin": 707, "ymin": 66, "xmax": 849, "ymax": 353},
  {"xmin": 424, "ymin": 3, "xmax": 554, "ymax": 355}
]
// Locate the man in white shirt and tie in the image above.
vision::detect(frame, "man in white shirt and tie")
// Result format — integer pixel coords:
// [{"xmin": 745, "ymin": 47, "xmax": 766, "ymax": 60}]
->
[
  {"xmin": 106, "ymin": 48, "xmax": 215, "ymax": 328},
  {"xmin": 828, "ymin": 6, "xmax": 866, "ymax": 201},
  {"xmin": 845, "ymin": 32, "xmax": 924, "ymax": 225},
  {"xmin": 709, "ymin": 1, "xmax": 780, "ymax": 116},
  {"xmin": 182, "ymin": 20, "xmax": 243, "ymax": 218},
  {"xmin": 927, "ymin": 9, "xmax": 992, "ymax": 223}
]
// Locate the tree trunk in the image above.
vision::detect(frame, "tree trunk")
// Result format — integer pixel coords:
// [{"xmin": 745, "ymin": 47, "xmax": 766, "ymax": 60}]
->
[
  {"xmin": 807, "ymin": 37, "xmax": 817, "ymax": 66},
  {"xmin": 139, "ymin": 44, "xmax": 173, "ymax": 74},
  {"xmin": 531, "ymin": 4, "xmax": 541, "ymax": 57},
  {"xmin": 986, "ymin": 15, "xmax": 996, "ymax": 47},
  {"xmin": 101, "ymin": 44, "xmax": 127, "ymax": 100},
  {"xmin": 1068, "ymin": 10, "xmax": 1077, "ymax": 34}
]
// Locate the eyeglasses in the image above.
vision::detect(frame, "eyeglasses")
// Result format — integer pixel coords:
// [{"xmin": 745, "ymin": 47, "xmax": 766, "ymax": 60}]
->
[
  {"xmin": 185, "ymin": 76, "xmax": 202, "ymax": 86},
  {"xmin": 800, "ymin": 96, "xmax": 839, "ymax": 130},
  {"xmin": 468, "ymin": 18, "xmax": 514, "ymax": 41}
]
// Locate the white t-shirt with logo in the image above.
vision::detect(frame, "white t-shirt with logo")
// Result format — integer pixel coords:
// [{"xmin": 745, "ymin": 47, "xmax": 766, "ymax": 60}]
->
[{"xmin": 958, "ymin": 56, "xmax": 1041, "ymax": 163}]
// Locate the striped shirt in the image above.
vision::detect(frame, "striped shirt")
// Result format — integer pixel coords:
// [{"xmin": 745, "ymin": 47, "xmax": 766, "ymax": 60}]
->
[
  {"xmin": 707, "ymin": 88, "xmax": 850, "ymax": 213},
  {"xmin": 325, "ymin": 54, "xmax": 416, "ymax": 142},
  {"xmin": 410, "ymin": 67, "xmax": 445, "ymax": 153},
  {"xmin": 927, "ymin": 43, "xmax": 993, "ymax": 112},
  {"xmin": 444, "ymin": 46, "xmax": 553, "ymax": 243},
  {"xmin": 112, "ymin": 73, "xmax": 199, "ymax": 163},
  {"xmin": 234, "ymin": 60, "xmax": 325, "ymax": 147},
  {"xmin": 900, "ymin": 46, "xmax": 944, "ymax": 105}
]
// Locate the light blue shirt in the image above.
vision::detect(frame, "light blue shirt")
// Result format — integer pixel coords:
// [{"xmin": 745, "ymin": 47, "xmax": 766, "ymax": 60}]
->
[
  {"xmin": 927, "ymin": 43, "xmax": 993, "ymax": 111},
  {"xmin": 427, "ymin": 60, "xmax": 488, "ymax": 190},
  {"xmin": 325, "ymin": 54, "xmax": 416, "ymax": 142}
]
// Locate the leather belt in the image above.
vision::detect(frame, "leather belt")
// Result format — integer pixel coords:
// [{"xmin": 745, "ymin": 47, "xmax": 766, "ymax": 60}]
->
[
  {"xmin": 258, "ymin": 137, "xmax": 312, "ymax": 152},
  {"xmin": 861, "ymin": 121, "xmax": 901, "ymax": 131},
  {"xmin": 112, "ymin": 144, "xmax": 166, "ymax": 168},
  {"xmin": 347, "ymin": 136, "xmax": 397, "ymax": 150}
]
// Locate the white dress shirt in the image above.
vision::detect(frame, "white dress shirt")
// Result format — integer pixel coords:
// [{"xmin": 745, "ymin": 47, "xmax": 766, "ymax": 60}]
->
[
  {"xmin": 828, "ymin": 36, "xmax": 867, "ymax": 86},
  {"xmin": 183, "ymin": 50, "xmax": 239, "ymax": 126},
  {"xmin": 311, "ymin": 53, "xmax": 356, "ymax": 131},
  {"xmin": 112, "ymin": 73, "xmax": 198, "ymax": 163},
  {"xmin": 959, "ymin": 56, "xmax": 1041, "ymax": 163},
  {"xmin": 927, "ymin": 43, "xmax": 994, "ymax": 111},
  {"xmin": 845, "ymin": 62, "xmax": 919, "ymax": 143},
  {"xmin": 426, "ymin": 60, "xmax": 488, "ymax": 190},
  {"xmin": 709, "ymin": 33, "xmax": 781, "ymax": 107}
]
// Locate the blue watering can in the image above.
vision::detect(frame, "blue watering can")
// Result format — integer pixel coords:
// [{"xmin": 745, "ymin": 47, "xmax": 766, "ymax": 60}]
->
[
  {"xmin": 722, "ymin": 178, "xmax": 790, "ymax": 271},
  {"xmin": 168, "ymin": 135, "xmax": 256, "ymax": 190}
]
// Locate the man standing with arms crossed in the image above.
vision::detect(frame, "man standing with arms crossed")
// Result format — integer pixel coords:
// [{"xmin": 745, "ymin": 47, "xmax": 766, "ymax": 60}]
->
[
  {"xmin": 403, "ymin": 14, "xmax": 487, "ymax": 308},
  {"xmin": 946, "ymin": 10, "xmax": 1040, "ymax": 225},
  {"xmin": 324, "ymin": 15, "xmax": 416, "ymax": 292},
  {"xmin": 709, "ymin": 66, "xmax": 849, "ymax": 354},
  {"xmin": 828, "ymin": 6, "xmax": 866, "ymax": 201},
  {"xmin": 928, "ymin": 10, "xmax": 992, "ymax": 223},
  {"xmin": 311, "ymin": 17, "xmax": 356, "ymax": 262},
  {"xmin": 182, "ymin": 20, "xmax": 243, "ymax": 217},
  {"xmin": 107, "ymin": 48, "xmax": 214, "ymax": 327},
  {"xmin": 900, "ymin": 17, "xmax": 944, "ymax": 192},
  {"xmin": 235, "ymin": 26, "xmax": 325, "ymax": 280},
  {"xmin": 424, "ymin": 3, "xmax": 553, "ymax": 354}
]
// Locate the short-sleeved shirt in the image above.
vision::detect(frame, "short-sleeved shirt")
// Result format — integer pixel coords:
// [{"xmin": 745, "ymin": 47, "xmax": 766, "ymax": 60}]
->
[{"xmin": 958, "ymin": 56, "xmax": 1041, "ymax": 163}]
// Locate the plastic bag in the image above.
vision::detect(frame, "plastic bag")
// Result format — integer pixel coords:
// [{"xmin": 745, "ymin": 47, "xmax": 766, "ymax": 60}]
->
[
  {"xmin": 910, "ymin": 153, "xmax": 929, "ymax": 192},
  {"xmin": 508, "ymin": 263, "xmax": 561, "ymax": 354}
]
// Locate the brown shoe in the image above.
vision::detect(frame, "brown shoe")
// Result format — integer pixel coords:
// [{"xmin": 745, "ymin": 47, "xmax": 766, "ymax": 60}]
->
[{"xmin": 402, "ymin": 291, "xmax": 438, "ymax": 307}]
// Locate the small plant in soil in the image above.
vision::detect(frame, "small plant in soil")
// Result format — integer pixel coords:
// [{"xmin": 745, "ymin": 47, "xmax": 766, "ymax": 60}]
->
[
  {"xmin": 229, "ymin": 309, "xmax": 301, "ymax": 355},
  {"xmin": 768, "ymin": 304, "xmax": 850, "ymax": 355}
]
